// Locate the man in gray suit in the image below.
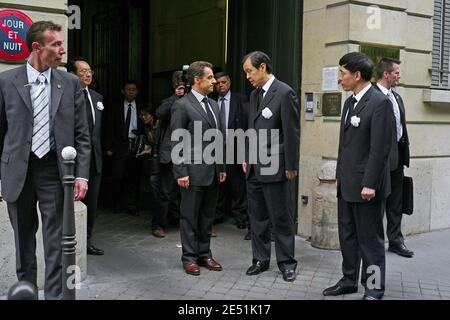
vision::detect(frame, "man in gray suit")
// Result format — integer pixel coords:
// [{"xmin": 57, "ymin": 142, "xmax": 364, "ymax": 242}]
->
[
  {"xmin": 323, "ymin": 52, "xmax": 393, "ymax": 300},
  {"xmin": 242, "ymin": 51, "xmax": 300, "ymax": 282},
  {"xmin": 68, "ymin": 57, "xmax": 105, "ymax": 256},
  {"xmin": 170, "ymin": 61, "xmax": 226, "ymax": 276},
  {"xmin": 0, "ymin": 21, "xmax": 90, "ymax": 300},
  {"xmin": 374, "ymin": 58, "xmax": 413, "ymax": 258}
]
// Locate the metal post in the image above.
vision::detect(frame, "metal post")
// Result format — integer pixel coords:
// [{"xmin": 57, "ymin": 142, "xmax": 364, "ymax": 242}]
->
[{"xmin": 61, "ymin": 147, "xmax": 77, "ymax": 300}]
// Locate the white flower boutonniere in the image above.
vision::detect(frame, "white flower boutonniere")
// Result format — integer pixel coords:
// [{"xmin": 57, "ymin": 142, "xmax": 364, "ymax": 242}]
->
[
  {"xmin": 350, "ymin": 115, "xmax": 361, "ymax": 128},
  {"xmin": 96, "ymin": 101, "xmax": 104, "ymax": 111},
  {"xmin": 262, "ymin": 107, "xmax": 273, "ymax": 120}
]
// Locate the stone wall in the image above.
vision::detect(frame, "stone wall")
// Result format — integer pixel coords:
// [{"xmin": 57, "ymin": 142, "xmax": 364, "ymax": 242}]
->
[{"xmin": 300, "ymin": 0, "xmax": 450, "ymax": 240}]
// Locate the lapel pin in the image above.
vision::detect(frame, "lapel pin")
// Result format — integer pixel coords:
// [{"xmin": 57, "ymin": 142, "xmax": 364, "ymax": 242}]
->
[{"xmin": 57, "ymin": 84, "xmax": 62, "ymax": 89}]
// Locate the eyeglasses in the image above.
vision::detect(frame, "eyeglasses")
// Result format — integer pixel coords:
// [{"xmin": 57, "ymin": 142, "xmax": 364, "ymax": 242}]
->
[{"xmin": 79, "ymin": 69, "xmax": 94, "ymax": 75}]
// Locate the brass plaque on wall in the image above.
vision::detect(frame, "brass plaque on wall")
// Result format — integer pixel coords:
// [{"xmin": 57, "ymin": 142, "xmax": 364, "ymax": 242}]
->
[{"xmin": 322, "ymin": 92, "xmax": 342, "ymax": 117}]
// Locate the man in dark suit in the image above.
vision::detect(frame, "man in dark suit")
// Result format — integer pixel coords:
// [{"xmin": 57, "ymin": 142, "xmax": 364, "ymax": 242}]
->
[
  {"xmin": 151, "ymin": 71, "xmax": 185, "ymax": 237},
  {"xmin": 374, "ymin": 58, "xmax": 413, "ymax": 258},
  {"xmin": 105, "ymin": 80, "xmax": 143, "ymax": 215},
  {"xmin": 0, "ymin": 21, "xmax": 90, "ymax": 299},
  {"xmin": 68, "ymin": 57, "xmax": 105, "ymax": 256},
  {"xmin": 213, "ymin": 72, "xmax": 249, "ymax": 237},
  {"xmin": 170, "ymin": 61, "xmax": 226, "ymax": 276},
  {"xmin": 242, "ymin": 51, "xmax": 300, "ymax": 282},
  {"xmin": 323, "ymin": 52, "xmax": 393, "ymax": 300}
]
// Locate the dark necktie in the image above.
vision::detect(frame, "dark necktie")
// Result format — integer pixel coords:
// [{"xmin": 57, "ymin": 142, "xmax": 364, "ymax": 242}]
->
[
  {"xmin": 345, "ymin": 97, "xmax": 358, "ymax": 127},
  {"xmin": 219, "ymin": 97, "xmax": 227, "ymax": 139},
  {"xmin": 84, "ymin": 89, "xmax": 94, "ymax": 135},
  {"xmin": 257, "ymin": 88, "xmax": 265, "ymax": 111},
  {"xmin": 202, "ymin": 97, "xmax": 216, "ymax": 128},
  {"xmin": 125, "ymin": 103, "xmax": 132, "ymax": 139}
]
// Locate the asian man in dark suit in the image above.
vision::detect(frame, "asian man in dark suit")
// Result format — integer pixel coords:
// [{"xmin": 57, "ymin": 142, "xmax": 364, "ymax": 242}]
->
[
  {"xmin": 68, "ymin": 57, "xmax": 105, "ymax": 256},
  {"xmin": 213, "ymin": 72, "xmax": 249, "ymax": 236},
  {"xmin": 242, "ymin": 51, "xmax": 300, "ymax": 282},
  {"xmin": 0, "ymin": 21, "xmax": 90, "ymax": 299},
  {"xmin": 374, "ymin": 58, "xmax": 413, "ymax": 258},
  {"xmin": 170, "ymin": 61, "xmax": 227, "ymax": 276},
  {"xmin": 105, "ymin": 80, "xmax": 143, "ymax": 216},
  {"xmin": 323, "ymin": 52, "xmax": 393, "ymax": 300}
]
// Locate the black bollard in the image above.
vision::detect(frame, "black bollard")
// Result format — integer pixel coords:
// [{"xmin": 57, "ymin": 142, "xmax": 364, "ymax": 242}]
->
[
  {"xmin": 61, "ymin": 147, "xmax": 77, "ymax": 300},
  {"xmin": 7, "ymin": 281, "xmax": 38, "ymax": 300}
]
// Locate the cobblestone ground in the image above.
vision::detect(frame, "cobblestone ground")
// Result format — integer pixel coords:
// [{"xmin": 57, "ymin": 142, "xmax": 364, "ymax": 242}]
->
[{"xmin": 3, "ymin": 209, "xmax": 450, "ymax": 300}]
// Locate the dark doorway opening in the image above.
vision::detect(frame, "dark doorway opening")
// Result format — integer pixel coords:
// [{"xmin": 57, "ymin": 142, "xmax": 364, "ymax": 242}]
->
[{"xmin": 67, "ymin": 0, "xmax": 302, "ymax": 227}]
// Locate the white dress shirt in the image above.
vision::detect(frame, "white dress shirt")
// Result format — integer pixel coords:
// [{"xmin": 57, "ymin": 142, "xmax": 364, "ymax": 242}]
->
[
  {"xmin": 191, "ymin": 89, "xmax": 218, "ymax": 126},
  {"xmin": 124, "ymin": 100, "xmax": 138, "ymax": 138},
  {"xmin": 218, "ymin": 90, "xmax": 231, "ymax": 129}
]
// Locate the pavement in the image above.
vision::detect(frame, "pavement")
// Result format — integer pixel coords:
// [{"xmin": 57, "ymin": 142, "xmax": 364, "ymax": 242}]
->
[{"xmin": 3, "ymin": 208, "xmax": 450, "ymax": 300}]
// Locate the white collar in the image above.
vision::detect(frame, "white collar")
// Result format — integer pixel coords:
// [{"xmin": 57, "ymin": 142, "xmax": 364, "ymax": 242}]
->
[
  {"xmin": 220, "ymin": 91, "xmax": 231, "ymax": 101},
  {"xmin": 26, "ymin": 62, "xmax": 52, "ymax": 84},
  {"xmin": 191, "ymin": 89, "xmax": 207, "ymax": 104},
  {"xmin": 353, "ymin": 83, "xmax": 372, "ymax": 102},
  {"xmin": 262, "ymin": 75, "xmax": 275, "ymax": 93},
  {"xmin": 376, "ymin": 82, "xmax": 390, "ymax": 96}
]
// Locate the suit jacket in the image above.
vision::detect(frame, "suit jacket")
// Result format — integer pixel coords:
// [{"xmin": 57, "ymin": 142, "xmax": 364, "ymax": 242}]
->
[
  {"xmin": 156, "ymin": 94, "xmax": 180, "ymax": 164},
  {"xmin": 87, "ymin": 88, "xmax": 104, "ymax": 174},
  {"xmin": 170, "ymin": 92, "xmax": 225, "ymax": 186},
  {"xmin": 373, "ymin": 84, "xmax": 410, "ymax": 170},
  {"xmin": 246, "ymin": 78, "xmax": 300, "ymax": 183},
  {"xmin": 336, "ymin": 86, "xmax": 393, "ymax": 203},
  {"xmin": 217, "ymin": 91, "xmax": 249, "ymax": 165},
  {"xmin": 0, "ymin": 65, "xmax": 91, "ymax": 202},
  {"xmin": 104, "ymin": 99, "xmax": 143, "ymax": 156}
]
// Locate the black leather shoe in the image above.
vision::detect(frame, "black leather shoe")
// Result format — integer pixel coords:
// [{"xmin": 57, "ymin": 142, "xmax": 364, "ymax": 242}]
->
[
  {"xmin": 362, "ymin": 295, "xmax": 381, "ymax": 300},
  {"xmin": 246, "ymin": 261, "xmax": 269, "ymax": 276},
  {"xmin": 244, "ymin": 231, "xmax": 251, "ymax": 240},
  {"xmin": 388, "ymin": 243, "xmax": 414, "ymax": 258},
  {"xmin": 322, "ymin": 284, "xmax": 358, "ymax": 296},
  {"xmin": 87, "ymin": 245, "xmax": 104, "ymax": 256},
  {"xmin": 282, "ymin": 270, "xmax": 296, "ymax": 282}
]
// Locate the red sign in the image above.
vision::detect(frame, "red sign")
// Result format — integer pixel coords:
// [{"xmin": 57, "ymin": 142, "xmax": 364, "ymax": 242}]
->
[{"xmin": 0, "ymin": 9, "xmax": 33, "ymax": 62}]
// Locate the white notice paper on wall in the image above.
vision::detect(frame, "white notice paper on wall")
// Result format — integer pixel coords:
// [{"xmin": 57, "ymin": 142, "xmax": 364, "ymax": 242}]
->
[{"xmin": 322, "ymin": 67, "xmax": 339, "ymax": 91}]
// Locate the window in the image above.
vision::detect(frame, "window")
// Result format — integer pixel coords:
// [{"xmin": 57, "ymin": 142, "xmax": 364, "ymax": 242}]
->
[{"xmin": 432, "ymin": 0, "xmax": 450, "ymax": 89}]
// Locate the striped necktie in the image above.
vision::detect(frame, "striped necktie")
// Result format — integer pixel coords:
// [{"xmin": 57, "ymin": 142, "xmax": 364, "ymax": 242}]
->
[{"xmin": 31, "ymin": 73, "xmax": 50, "ymax": 158}]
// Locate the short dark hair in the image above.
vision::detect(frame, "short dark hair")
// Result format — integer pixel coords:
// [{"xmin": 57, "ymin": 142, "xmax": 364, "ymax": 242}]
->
[
  {"xmin": 375, "ymin": 57, "xmax": 402, "ymax": 80},
  {"xmin": 140, "ymin": 106, "xmax": 154, "ymax": 115},
  {"xmin": 122, "ymin": 80, "xmax": 139, "ymax": 90},
  {"xmin": 214, "ymin": 72, "xmax": 230, "ymax": 80},
  {"xmin": 187, "ymin": 61, "xmax": 213, "ymax": 85},
  {"xmin": 26, "ymin": 21, "xmax": 62, "ymax": 52},
  {"xmin": 171, "ymin": 71, "xmax": 184, "ymax": 88},
  {"xmin": 66, "ymin": 56, "xmax": 89, "ymax": 73},
  {"xmin": 242, "ymin": 51, "xmax": 272, "ymax": 74},
  {"xmin": 339, "ymin": 52, "xmax": 374, "ymax": 82}
]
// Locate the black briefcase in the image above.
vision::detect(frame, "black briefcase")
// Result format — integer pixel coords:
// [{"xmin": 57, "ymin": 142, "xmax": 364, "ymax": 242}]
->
[{"xmin": 402, "ymin": 176, "xmax": 414, "ymax": 215}]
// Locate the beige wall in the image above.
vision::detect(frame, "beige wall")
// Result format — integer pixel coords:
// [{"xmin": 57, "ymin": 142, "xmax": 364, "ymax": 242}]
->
[{"xmin": 300, "ymin": 0, "xmax": 449, "ymax": 239}]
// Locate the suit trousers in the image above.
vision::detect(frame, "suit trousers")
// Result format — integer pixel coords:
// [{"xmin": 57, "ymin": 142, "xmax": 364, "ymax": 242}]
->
[
  {"xmin": 83, "ymin": 155, "xmax": 102, "ymax": 244},
  {"xmin": 337, "ymin": 197, "xmax": 385, "ymax": 299},
  {"xmin": 179, "ymin": 179, "xmax": 219, "ymax": 263},
  {"xmin": 150, "ymin": 162, "xmax": 180, "ymax": 229},
  {"xmin": 112, "ymin": 148, "xmax": 141, "ymax": 210},
  {"xmin": 7, "ymin": 152, "xmax": 64, "ymax": 300},
  {"xmin": 216, "ymin": 164, "xmax": 248, "ymax": 225},
  {"xmin": 246, "ymin": 170, "xmax": 297, "ymax": 272},
  {"xmin": 385, "ymin": 160, "xmax": 405, "ymax": 244}
]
